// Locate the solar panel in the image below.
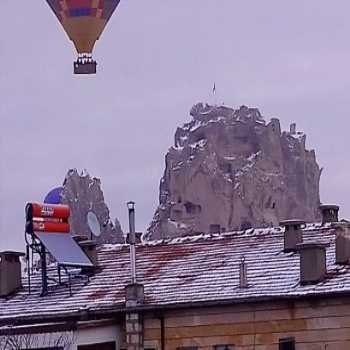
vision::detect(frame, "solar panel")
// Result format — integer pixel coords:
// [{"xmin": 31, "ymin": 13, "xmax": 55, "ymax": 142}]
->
[{"xmin": 35, "ymin": 232, "xmax": 93, "ymax": 267}]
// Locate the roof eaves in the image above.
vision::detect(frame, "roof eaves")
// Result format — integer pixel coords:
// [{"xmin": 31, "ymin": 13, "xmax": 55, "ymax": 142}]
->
[{"xmin": 3, "ymin": 289, "xmax": 350, "ymax": 327}]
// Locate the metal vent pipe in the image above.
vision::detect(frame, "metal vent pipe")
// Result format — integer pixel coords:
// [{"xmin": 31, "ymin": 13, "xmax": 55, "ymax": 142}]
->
[
  {"xmin": 239, "ymin": 256, "xmax": 248, "ymax": 288},
  {"xmin": 127, "ymin": 201, "xmax": 137, "ymax": 284}
]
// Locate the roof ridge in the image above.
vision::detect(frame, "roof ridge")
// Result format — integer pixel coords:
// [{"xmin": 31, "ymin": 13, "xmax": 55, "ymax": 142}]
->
[
  {"xmin": 140, "ymin": 227, "xmax": 283, "ymax": 247},
  {"xmin": 99, "ymin": 222, "xmax": 335, "ymax": 252}
]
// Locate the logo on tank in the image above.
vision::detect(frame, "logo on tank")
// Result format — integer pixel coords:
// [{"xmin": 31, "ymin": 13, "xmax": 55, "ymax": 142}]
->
[{"xmin": 41, "ymin": 206, "xmax": 55, "ymax": 217}]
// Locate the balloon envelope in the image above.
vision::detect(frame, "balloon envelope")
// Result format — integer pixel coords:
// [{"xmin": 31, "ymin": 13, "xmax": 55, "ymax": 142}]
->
[
  {"xmin": 44, "ymin": 187, "xmax": 64, "ymax": 205},
  {"xmin": 46, "ymin": 0, "xmax": 121, "ymax": 54}
]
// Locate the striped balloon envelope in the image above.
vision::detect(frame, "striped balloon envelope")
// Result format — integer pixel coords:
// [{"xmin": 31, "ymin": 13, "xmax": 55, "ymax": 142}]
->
[{"xmin": 46, "ymin": 0, "xmax": 121, "ymax": 74}]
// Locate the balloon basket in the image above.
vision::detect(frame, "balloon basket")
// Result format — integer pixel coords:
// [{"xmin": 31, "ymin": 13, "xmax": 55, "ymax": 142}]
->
[{"xmin": 74, "ymin": 60, "xmax": 97, "ymax": 75}]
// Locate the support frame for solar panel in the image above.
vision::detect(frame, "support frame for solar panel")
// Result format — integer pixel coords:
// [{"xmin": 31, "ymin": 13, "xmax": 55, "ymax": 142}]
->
[
  {"xmin": 25, "ymin": 230, "xmax": 93, "ymax": 297},
  {"xmin": 25, "ymin": 231, "xmax": 49, "ymax": 296}
]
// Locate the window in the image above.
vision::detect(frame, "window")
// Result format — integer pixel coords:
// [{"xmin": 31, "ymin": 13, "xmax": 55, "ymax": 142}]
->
[
  {"xmin": 184, "ymin": 202, "xmax": 202, "ymax": 215},
  {"xmin": 214, "ymin": 345, "xmax": 234, "ymax": 350},
  {"xmin": 144, "ymin": 340, "xmax": 158, "ymax": 350},
  {"xmin": 279, "ymin": 337, "xmax": 295, "ymax": 350},
  {"xmin": 78, "ymin": 342, "xmax": 116, "ymax": 350}
]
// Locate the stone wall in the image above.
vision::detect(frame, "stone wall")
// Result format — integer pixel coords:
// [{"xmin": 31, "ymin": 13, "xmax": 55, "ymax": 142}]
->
[{"xmin": 143, "ymin": 297, "xmax": 350, "ymax": 349}]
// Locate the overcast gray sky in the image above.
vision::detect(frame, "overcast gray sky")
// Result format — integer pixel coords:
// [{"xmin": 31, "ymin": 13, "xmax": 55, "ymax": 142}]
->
[{"xmin": 1, "ymin": 1, "xmax": 350, "ymax": 250}]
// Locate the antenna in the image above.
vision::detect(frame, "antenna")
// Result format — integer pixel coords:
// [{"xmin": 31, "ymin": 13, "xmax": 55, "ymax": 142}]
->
[{"xmin": 87, "ymin": 211, "xmax": 101, "ymax": 240}]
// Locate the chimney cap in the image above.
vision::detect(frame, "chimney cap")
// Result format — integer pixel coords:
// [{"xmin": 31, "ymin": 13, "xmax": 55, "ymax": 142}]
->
[
  {"xmin": 296, "ymin": 242, "xmax": 329, "ymax": 251},
  {"xmin": 0, "ymin": 251, "xmax": 25, "ymax": 257},
  {"xmin": 280, "ymin": 219, "xmax": 306, "ymax": 227},
  {"xmin": 79, "ymin": 240, "xmax": 97, "ymax": 247},
  {"xmin": 127, "ymin": 201, "xmax": 135, "ymax": 210},
  {"xmin": 72, "ymin": 235, "xmax": 89, "ymax": 243},
  {"xmin": 320, "ymin": 204, "xmax": 339, "ymax": 211}
]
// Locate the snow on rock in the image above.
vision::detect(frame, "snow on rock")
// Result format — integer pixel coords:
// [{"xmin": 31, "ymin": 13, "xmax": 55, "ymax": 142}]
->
[
  {"xmin": 146, "ymin": 103, "xmax": 321, "ymax": 240},
  {"xmin": 62, "ymin": 169, "xmax": 124, "ymax": 244}
]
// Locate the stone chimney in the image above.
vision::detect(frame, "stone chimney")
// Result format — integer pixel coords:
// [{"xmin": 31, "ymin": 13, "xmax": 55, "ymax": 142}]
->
[
  {"xmin": 125, "ymin": 284, "xmax": 145, "ymax": 350},
  {"xmin": 209, "ymin": 224, "xmax": 221, "ymax": 234},
  {"xmin": 290, "ymin": 123, "xmax": 296, "ymax": 135},
  {"xmin": 125, "ymin": 283, "xmax": 144, "ymax": 308},
  {"xmin": 79, "ymin": 240, "xmax": 98, "ymax": 267},
  {"xmin": 335, "ymin": 224, "xmax": 350, "ymax": 264},
  {"xmin": 320, "ymin": 204, "xmax": 339, "ymax": 225},
  {"xmin": 126, "ymin": 232, "xmax": 143, "ymax": 244},
  {"xmin": 72, "ymin": 235, "xmax": 89, "ymax": 243},
  {"xmin": 0, "ymin": 251, "xmax": 25, "ymax": 297},
  {"xmin": 297, "ymin": 243, "xmax": 328, "ymax": 284},
  {"xmin": 280, "ymin": 220, "xmax": 305, "ymax": 252}
]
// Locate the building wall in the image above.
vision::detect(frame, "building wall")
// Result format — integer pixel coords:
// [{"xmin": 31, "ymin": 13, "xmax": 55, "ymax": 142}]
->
[{"xmin": 143, "ymin": 297, "xmax": 350, "ymax": 350}]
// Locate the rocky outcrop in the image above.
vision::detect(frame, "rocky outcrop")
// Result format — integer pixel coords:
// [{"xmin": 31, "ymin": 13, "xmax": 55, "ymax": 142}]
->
[
  {"xmin": 62, "ymin": 169, "xmax": 124, "ymax": 244},
  {"xmin": 146, "ymin": 103, "xmax": 321, "ymax": 240}
]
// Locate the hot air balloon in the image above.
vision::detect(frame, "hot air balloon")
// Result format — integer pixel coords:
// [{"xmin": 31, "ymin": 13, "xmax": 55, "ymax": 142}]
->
[
  {"xmin": 46, "ymin": 0, "xmax": 121, "ymax": 74},
  {"xmin": 44, "ymin": 187, "xmax": 63, "ymax": 204}
]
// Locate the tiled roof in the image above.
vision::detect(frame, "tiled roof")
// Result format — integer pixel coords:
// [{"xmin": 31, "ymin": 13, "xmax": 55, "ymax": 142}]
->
[{"xmin": 1, "ymin": 223, "xmax": 350, "ymax": 324}]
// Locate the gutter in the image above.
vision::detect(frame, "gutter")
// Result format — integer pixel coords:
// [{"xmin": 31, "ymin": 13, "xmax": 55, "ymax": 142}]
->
[
  {"xmin": 0, "ymin": 322, "xmax": 77, "ymax": 336},
  {"xmin": 2, "ymin": 290, "xmax": 350, "ymax": 327}
]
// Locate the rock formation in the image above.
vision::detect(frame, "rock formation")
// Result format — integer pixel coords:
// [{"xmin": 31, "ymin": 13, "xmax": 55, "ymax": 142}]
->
[
  {"xmin": 146, "ymin": 103, "xmax": 321, "ymax": 239},
  {"xmin": 62, "ymin": 169, "xmax": 124, "ymax": 244}
]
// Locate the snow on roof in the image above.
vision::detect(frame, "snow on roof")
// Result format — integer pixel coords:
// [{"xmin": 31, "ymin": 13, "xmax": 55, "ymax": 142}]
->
[{"xmin": 1, "ymin": 224, "xmax": 349, "ymax": 324}]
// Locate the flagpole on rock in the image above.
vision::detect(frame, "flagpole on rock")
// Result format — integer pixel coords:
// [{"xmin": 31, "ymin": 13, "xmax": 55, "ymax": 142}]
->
[{"xmin": 212, "ymin": 82, "xmax": 218, "ymax": 106}]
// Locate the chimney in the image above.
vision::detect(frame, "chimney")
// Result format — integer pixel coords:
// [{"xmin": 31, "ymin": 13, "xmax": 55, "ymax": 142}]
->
[
  {"xmin": 72, "ymin": 235, "xmax": 89, "ymax": 243},
  {"xmin": 239, "ymin": 256, "xmax": 248, "ymax": 288},
  {"xmin": 209, "ymin": 224, "xmax": 221, "ymax": 234},
  {"xmin": 126, "ymin": 232, "xmax": 142, "ymax": 244},
  {"xmin": 0, "ymin": 251, "xmax": 25, "ymax": 297},
  {"xmin": 297, "ymin": 243, "xmax": 328, "ymax": 284},
  {"xmin": 79, "ymin": 240, "xmax": 98, "ymax": 267},
  {"xmin": 335, "ymin": 224, "xmax": 350, "ymax": 264},
  {"xmin": 125, "ymin": 283, "xmax": 145, "ymax": 307},
  {"xmin": 280, "ymin": 220, "xmax": 305, "ymax": 252},
  {"xmin": 290, "ymin": 123, "xmax": 296, "ymax": 135},
  {"xmin": 320, "ymin": 204, "xmax": 339, "ymax": 225}
]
